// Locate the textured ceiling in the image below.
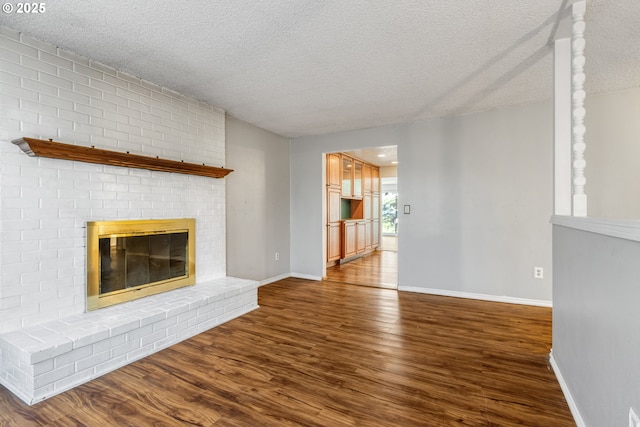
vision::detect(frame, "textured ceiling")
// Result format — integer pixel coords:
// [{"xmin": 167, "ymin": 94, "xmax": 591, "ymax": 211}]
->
[{"xmin": 1, "ymin": 0, "xmax": 639, "ymax": 138}]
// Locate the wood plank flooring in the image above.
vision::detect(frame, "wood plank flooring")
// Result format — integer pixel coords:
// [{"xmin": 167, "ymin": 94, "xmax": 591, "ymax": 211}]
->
[
  {"xmin": 0, "ymin": 277, "xmax": 574, "ymax": 426},
  {"xmin": 326, "ymin": 250, "xmax": 398, "ymax": 289}
]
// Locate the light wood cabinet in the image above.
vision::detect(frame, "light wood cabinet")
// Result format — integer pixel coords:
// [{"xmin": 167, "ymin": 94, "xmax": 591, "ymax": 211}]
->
[
  {"xmin": 326, "ymin": 154, "xmax": 381, "ymax": 265},
  {"xmin": 364, "ymin": 193, "xmax": 372, "ymax": 220},
  {"xmin": 372, "ymin": 193, "xmax": 380, "ymax": 220},
  {"xmin": 363, "ymin": 164, "xmax": 372, "ymax": 193},
  {"xmin": 327, "ymin": 223, "xmax": 341, "ymax": 262},
  {"xmin": 341, "ymin": 156, "xmax": 353, "ymax": 197},
  {"xmin": 371, "ymin": 174, "xmax": 380, "ymax": 248},
  {"xmin": 353, "ymin": 161, "xmax": 363, "ymax": 198},
  {"xmin": 343, "ymin": 220, "xmax": 370, "ymax": 258},
  {"xmin": 356, "ymin": 221, "xmax": 366, "ymax": 253},
  {"xmin": 363, "ymin": 193, "xmax": 373, "ymax": 250},
  {"xmin": 372, "ymin": 167, "xmax": 380, "ymax": 193},
  {"xmin": 326, "ymin": 155, "xmax": 342, "ymax": 265},
  {"xmin": 341, "ymin": 156, "xmax": 363, "ymax": 200},
  {"xmin": 328, "ymin": 188, "xmax": 341, "ymax": 224},
  {"xmin": 372, "ymin": 220, "xmax": 380, "ymax": 246},
  {"xmin": 342, "ymin": 221, "xmax": 357, "ymax": 259},
  {"xmin": 365, "ymin": 220, "xmax": 372, "ymax": 248},
  {"xmin": 327, "ymin": 153, "xmax": 341, "ymax": 188}
]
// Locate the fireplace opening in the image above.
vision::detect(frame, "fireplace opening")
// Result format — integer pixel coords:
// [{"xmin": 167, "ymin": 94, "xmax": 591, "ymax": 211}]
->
[{"xmin": 87, "ymin": 219, "xmax": 195, "ymax": 311}]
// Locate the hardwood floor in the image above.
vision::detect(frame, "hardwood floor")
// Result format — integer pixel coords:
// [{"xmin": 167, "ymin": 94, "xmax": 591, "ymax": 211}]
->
[
  {"xmin": 326, "ymin": 250, "xmax": 398, "ymax": 289},
  {"xmin": 0, "ymin": 278, "xmax": 574, "ymax": 426}
]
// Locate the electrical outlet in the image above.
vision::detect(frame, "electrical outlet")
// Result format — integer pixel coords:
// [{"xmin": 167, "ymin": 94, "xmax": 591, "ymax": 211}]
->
[
  {"xmin": 275, "ymin": 252, "xmax": 279, "ymax": 261},
  {"xmin": 533, "ymin": 267, "xmax": 544, "ymax": 279},
  {"xmin": 630, "ymin": 407, "xmax": 640, "ymax": 427}
]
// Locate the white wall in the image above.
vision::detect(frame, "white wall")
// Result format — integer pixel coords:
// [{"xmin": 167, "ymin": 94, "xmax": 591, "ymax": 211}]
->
[
  {"xmin": 552, "ymin": 222, "xmax": 640, "ymax": 426},
  {"xmin": 380, "ymin": 166, "xmax": 398, "ymax": 193},
  {"xmin": 291, "ymin": 101, "xmax": 553, "ymax": 302},
  {"xmin": 585, "ymin": 88, "xmax": 640, "ymax": 218},
  {"xmin": 379, "ymin": 165, "xmax": 397, "ymax": 178},
  {"xmin": 225, "ymin": 115, "xmax": 291, "ymax": 283},
  {"xmin": 550, "ymin": 88, "xmax": 640, "ymax": 426},
  {"xmin": 0, "ymin": 27, "xmax": 227, "ymax": 333}
]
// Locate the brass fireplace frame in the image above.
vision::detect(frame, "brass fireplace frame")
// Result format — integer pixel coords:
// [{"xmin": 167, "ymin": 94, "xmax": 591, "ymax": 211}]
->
[{"xmin": 86, "ymin": 218, "xmax": 195, "ymax": 311}]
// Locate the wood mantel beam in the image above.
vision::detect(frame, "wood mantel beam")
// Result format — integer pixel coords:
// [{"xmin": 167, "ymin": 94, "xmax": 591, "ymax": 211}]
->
[{"xmin": 11, "ymin": 137, "xmax": 233, "ymax": 179}]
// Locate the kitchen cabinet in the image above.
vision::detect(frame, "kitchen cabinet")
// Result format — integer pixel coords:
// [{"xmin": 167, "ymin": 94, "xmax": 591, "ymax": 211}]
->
[
  {"xmin": 364, "ymin": 194, "xmax": 373, "ymax": 250},
  {"xmin": 372, "ymin": 220, "xmax": 380, "ymax": 246},
  {"xmin": 340, "ymin": 155, "xmax": 363, "ymax": 200},
  {"xmin": 372, "ymin": 167, "xmax": 380, "ymax": 193},
  {"xmin": 342, "ymin": 220, "xmax": 369, "ymax": 259},
  {"xmin": 326, "ymin": 181, "xmax": 342, "ymax": 264},
  {"xmin": 371, "ymin": 180, "xmax": 380, "ymax": 248},
  {"xmin": 356, "ymin": 221, "xmax": 366, "ymax": 253},
  {"xmin": 327, "ymin": 223, "xmax": 341, "ymax": 262},
  {"xmin": 363, "ymin": 163, "xmax": 372, "ymax": 193},
  {"xmin": 353, "ymin": 161, "xmax": 363, "ymax": 198},
  {"xmin": 342, "ymin": 221, "xmax": 357, "ymax": 259},
  {"xmin": 327, "ymin": 153, "xmax": 341, "ymax": 188},
  {"xmin": 372, "ymin": 193, "xmax": 380, "ymax": 220},
  {"xmin": 364, "ymin": 194, "xmax": 372, "ymax": 220},
  {"xmin": 326, "ymin": 154, "xmax": 342, "ymax": 265},
  {"xmin": 341, "ymin": 156, "xmax": 353, "ymax": 197},
  {"xmin": 328, "ymin": 188, "xmax": 341, "ymax": 223},
  {"xmin": 326, "ymin": 153, "xmax": 381, "ymax": 266}
]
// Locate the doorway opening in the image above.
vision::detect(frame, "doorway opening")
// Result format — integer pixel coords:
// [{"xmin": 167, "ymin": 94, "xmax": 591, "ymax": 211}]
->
[{"xmin": 323, "ymin": 146, "xmax": 398, "ymax": 289}]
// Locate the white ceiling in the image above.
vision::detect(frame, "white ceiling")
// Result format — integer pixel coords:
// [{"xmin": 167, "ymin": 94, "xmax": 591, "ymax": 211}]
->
[
  {"xmin": 345, "ymin": 146, "xmax": 398, "ymax": 167},
  {"xmin": 1, "ymin": 1, "xmax": 639, "ymax": 138}
]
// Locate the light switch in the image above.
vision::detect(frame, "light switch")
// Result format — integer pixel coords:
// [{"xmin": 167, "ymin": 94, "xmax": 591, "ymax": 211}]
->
[{"xmin": 404, "ymin": 205, "xmax": 410, "ymax": 214}]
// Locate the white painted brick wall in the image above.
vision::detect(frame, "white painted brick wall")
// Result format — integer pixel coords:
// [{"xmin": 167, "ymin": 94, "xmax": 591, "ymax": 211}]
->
[{"xmin": 0, "ymin": 26, "xmax": 228, "ymax": 334}]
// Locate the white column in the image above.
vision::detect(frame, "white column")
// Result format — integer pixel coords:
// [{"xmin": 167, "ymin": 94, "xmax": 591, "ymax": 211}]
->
[
  {"xmin": 571, "ymin": 0, "xmax": 587, "ymax": 217},
  {"xmin": 554, "ymin": 37, "xmax": 572, "ymax": 216}
]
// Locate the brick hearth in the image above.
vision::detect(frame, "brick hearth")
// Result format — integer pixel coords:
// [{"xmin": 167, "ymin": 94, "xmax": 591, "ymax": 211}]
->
[{"xmin": 0, "ymin": 277, "xmax": 257, "ymax": 405}]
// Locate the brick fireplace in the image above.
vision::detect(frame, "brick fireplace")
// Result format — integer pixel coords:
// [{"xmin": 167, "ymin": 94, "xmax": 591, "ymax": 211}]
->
[
  {"xmin": 0, "ymin": 27, "xmax": 258, "ymax": 404},
  {"xmin": 0, "ymin": 27, "xmax": 228, "ymax": 333}
]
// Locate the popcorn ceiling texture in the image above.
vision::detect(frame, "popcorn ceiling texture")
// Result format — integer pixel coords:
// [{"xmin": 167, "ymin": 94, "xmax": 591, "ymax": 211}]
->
[
  {"xmin": 0, "ymin": 29, "xmax": 227, "ymax": 334},
  {"xmin": 1, "ymin": 1, "xmax": 639, "ymax": 137}
]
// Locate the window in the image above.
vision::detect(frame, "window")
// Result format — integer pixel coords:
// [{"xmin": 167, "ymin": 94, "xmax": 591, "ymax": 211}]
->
[{"xmin": 382, "ymin": 191, "xmax": 398, "ymax": 235}]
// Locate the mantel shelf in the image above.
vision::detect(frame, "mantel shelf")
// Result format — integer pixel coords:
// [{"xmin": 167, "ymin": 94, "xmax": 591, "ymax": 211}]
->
[{"xmin": 11, "ymin": 137, "xmax": 233, "ymax": 179}]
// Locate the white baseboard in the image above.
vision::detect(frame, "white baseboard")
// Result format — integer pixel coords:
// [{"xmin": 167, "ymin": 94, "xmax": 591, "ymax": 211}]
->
[
  {"xmin": 290, "ymin": 272, "xmax": 322, "ymax": 281},
  {"xmin": 549, "ymin": 351, "xmax": 586, "ymax": 427},
  {"xmin": 397, "ymin": 286, "xmax": 552, "ymax": 307},
  {"xmin": 259, "ymin": 273, "xmax": 291, "ymax": 287}
]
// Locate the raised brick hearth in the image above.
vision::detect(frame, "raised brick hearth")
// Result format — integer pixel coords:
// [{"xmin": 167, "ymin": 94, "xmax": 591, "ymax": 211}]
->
[{"xmin": 0, "ymin": 277, "xmax": 258, "ymax": 404}]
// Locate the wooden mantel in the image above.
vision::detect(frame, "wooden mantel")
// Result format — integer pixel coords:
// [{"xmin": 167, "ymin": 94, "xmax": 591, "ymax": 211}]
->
[{"xmin": 11, "ymin": 137, "xmax": 233, "ymax": 179}]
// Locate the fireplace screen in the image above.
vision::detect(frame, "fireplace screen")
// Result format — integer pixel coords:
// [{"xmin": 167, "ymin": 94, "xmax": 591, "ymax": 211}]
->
[{"xmin": 87, "ymin": 219, "xmax": 195, "ymax": 311}]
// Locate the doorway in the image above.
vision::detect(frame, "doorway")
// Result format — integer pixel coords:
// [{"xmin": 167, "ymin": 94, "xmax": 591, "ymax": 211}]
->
[{"xmin": 324, "ymin": 146, "xmax": 398, "ymax": 289}]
